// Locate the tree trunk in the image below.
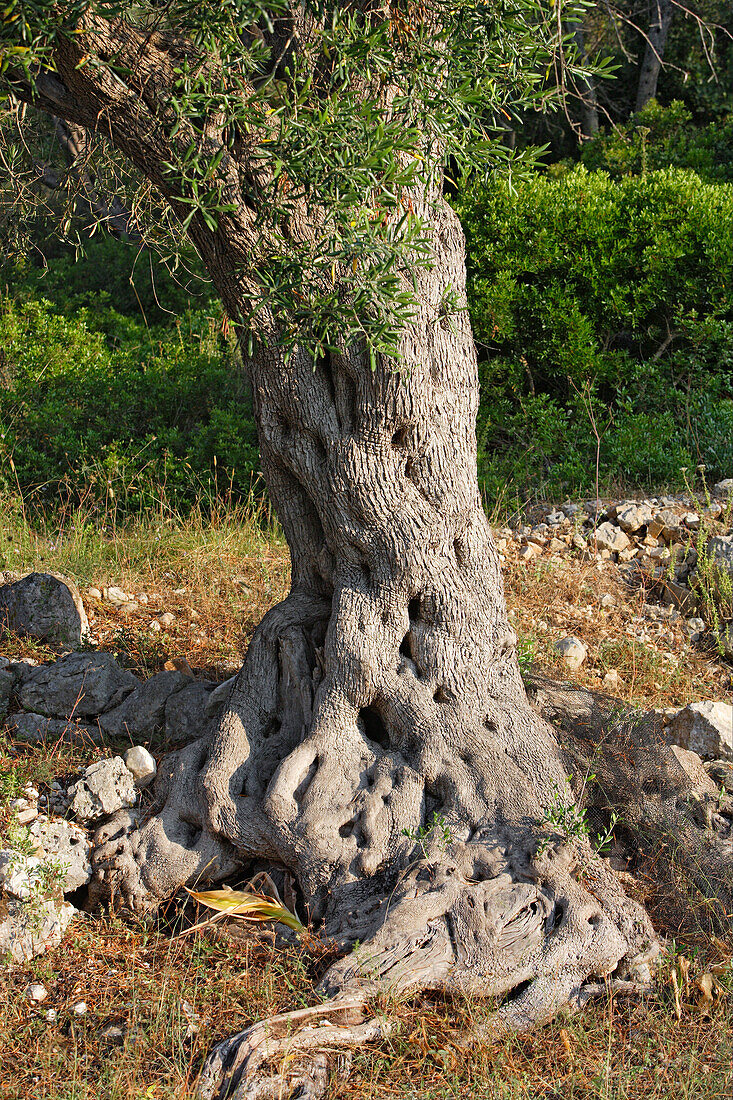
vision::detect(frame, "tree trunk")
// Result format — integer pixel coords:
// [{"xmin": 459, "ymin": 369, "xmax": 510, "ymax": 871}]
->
[
  {"xmin": 636, "ymin": 0, "xmax": 674, "ymax": 112},
  {"xmin": 94, "ymin": 194, "xmax": 657, "ymax": 1088}
]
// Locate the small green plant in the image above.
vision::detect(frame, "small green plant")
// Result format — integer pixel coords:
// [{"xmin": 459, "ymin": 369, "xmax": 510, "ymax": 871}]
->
[
  {"xmin": 683, "ymin": 468, "xmax": 733, "ymax": 658},
  {"xmin": 516, "ymin": 636, "xmax": 538, "ymax": 677},
  {"xmin": 401, "ymin": 811, "xmax": 453, "ymax": 859},
  {"xmin": 537, "ymin": 774, "xmax": 618, "ymax": 859}
]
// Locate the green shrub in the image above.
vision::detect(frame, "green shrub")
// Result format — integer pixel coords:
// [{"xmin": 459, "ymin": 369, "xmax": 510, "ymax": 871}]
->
[
  {"xmin": 0, "ymin": 295, "xmax": 260, "ymax": 515},
  {"xmin": 458, "ymin": 166, "xmax": 733, "ymax": 501},
  {"xmin": 579, "ymin": 100, "xmax": 733, "ymax": 183}
]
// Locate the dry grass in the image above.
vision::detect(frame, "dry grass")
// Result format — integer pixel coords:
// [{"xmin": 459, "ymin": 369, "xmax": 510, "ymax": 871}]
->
[{"xmin": 1, "ymin": 493, "xmax": 732, "ymax": 1099}]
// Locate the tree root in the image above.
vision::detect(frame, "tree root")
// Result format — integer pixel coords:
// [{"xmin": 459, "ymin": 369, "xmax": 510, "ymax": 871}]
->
[{"xmin": 197, "ymin": 995, "xmax": 395, "ymax": 1100}]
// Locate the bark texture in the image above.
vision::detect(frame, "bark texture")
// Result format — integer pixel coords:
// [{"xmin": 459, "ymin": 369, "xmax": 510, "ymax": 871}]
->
[{"xmin": 93, "ymin": 194, "xmax": 657, "ymax": 1097}]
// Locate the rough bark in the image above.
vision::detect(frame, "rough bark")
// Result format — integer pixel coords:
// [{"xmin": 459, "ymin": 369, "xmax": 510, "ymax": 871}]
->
[
  {"xmin": 92, "ymin": 193, "xmax": 658, "ymax": 1097},
  {"xmin": 636, "ymin": 0, "xmax": 675, "ymax": 111}
]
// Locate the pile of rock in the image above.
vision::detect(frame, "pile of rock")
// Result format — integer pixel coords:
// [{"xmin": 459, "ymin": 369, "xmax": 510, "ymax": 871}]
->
[{"xmin": 496, "ymin": 479, "xmax": 733, "ymax": 658}]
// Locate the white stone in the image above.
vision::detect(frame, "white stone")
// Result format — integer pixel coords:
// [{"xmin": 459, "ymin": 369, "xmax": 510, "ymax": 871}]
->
[
  {"xmin": 25, "ymin": 983, "xmax": 48, "ymax": 1003},
  {"xmin": 73, "ymin": 1001, "xmax": 87, "ymax": 1016},
  {"xmin": 159, "ymin": 612, "xmax": 176, "ymax": 628},
  {"xmin": 554, "ymin": 636, "xmax": 587, "ymax": 670},
  {"xmin": 68, "ymin": 757, "xmax": 137, "ymax": 822},
  {"xmin": 595, "ymin": 522, "xmax": 631, "ymax": 553},
  {"xmin": 29, "ymin": 817, "xmax": 92, "ymax": 892},
  {"xmin": 106, "ymin": 586, "xmax": 131, "ymax": 605},
  {"xmin": 600, "ymin": 594, "xmax": 615, "ymax": 608},
  {"xmin": 87, "ymin": 588, "xmax": 102, "ymax": 600},
  {"xmin": 124, "ymin": 746, "xmax": 157, "ymax": 788},
  {"xmin": 0, "ymin": 898, "xmax": 75, "ymax": 963},
  {"xmin": 0, "ymin": 850, "xmax": 42, "ymax": 899},
  {"xmin": 713, "ymin": 479, "xmax": 733, "ymax": 498},
  {"xmin": 615, "ymin": 503, "xmax": 654, "ymax": 534},
  {"xmin": 45, "ymin": 1009, "xmax": 58, "ymax": 1022},
  {"xmin": 603, "ymin": 670, "xmax": 620, "ymax": 687},
  {"xmin": 670, "ymin": 701, "xmax": 733, "ymax": 761}
]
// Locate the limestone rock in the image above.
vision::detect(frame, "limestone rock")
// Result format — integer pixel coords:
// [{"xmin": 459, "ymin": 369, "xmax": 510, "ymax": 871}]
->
[
  {"xmin": 0, "ymin": 572, "xmax": 89, "ymax": 649},
  {"xmin": 165, "ymin": 681, "xmax": 215, "ymax": 743},
  {"xmin": 124, "ymin": 745, "xmax": 157, "ymax": 788},
  {"xmin": 670, "ymin": 701, "xmax": 733, "ymax": 761},
  {"xmin": 713, "ymin": 479, "xmax": 733, "ymax": 498},
  {"xmin": 594, "ymin": 522, "xmax": 630, "ymax": 553},
  {"xmin": 67, "ymin": 757, "xmax": 137, "ymax": 822},
  {"xmin": 6, "ymin": 712, "xmax": 102, "ymax": 747},
  {"xmin": 707, "ymin": 534, "xmax": 733, "ymax": 579},
  {"xmin": 18, "ymin": 653, "xmax": 139, "ymax": 719},
  {"xmin": 615, "ymin": 503, "xmax": 654, "ymax": 534},
  {"xmin": 99, "ymin": 670, "xmax": 190, "ymax": 739},
  {"xmin": 0, "ymin": 897, "xmax": 75, "ymax": 963},
  {"xmin": 554, "ymin": 636, "xmax": 587, "ymax": 670},
  {"xmin": 0, "ymin": 849, "xmax": 42, "ymax": 899},
  {"xmin": 29, "ymin": 818, "xmax": 92, "ymax": 892}
]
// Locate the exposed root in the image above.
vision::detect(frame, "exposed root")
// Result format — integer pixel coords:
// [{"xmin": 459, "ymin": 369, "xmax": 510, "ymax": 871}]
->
[{"xmin": 196, "ymin": 995, "xmax": 395, "ymax": 1100}]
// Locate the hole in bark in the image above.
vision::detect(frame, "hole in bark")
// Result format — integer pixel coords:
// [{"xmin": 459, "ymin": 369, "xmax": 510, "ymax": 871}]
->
[
  {"xmin": 399, "ymin": 632, "xmax": 413, "ymax": 660},
  {"xmin": 547, "ymin": 901, "xmax": 565, "ymax": 932},
  {"xmin": 434, "ymin": 686, "xmax": 450, "ymax": 703},
  {"xmin": 502, "ymin": 979, "xmax": 533, "ymax": 1005},
  {"xmin": 262, "ymin": 718, "xmax": 281, "ymax": 741},
  {"xmin": 358, "ymin": 707, "xmax": 390, "ymax": 750},
  {"xmin": 339, "ymin": 820, "xmax": 356, "ymax": 839},
  {"xmin": 293, "ymin": 756, "xmax": 319, "ymax": 804},
  {"xmin": 408, "ymin": 596, "xmax": 421, "ymax": 620},
  {"xmin": 361, "ymin": 561, "xmax": 372, "ymax": 585},
  {"xmin": 392, "ymin": 425, "xmax": 409, "ymax": 449},
  {"xmin": 454, "ymin": 538, "xmax": 465, "ymax": 566}
]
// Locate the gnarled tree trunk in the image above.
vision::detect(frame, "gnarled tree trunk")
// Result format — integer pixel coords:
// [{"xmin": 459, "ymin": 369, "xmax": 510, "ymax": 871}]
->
[{"xmin": 94, "ymin": 192, "xmax": 658, "ymax": 1095}]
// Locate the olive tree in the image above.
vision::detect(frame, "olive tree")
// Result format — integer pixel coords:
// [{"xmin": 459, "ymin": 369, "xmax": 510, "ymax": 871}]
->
[{"xmin": 3, "ymin": 3, "xmax": 713, "ymax": 1096}]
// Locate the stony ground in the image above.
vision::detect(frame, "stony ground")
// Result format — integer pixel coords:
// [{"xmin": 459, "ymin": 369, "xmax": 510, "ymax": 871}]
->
[{"xmin": 0, "ymin": 490, "xmax": 731, "ymax": 1099}]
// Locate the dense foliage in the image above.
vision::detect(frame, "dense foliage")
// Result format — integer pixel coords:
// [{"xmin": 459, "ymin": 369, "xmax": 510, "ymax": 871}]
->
[
  {"xmin": 0, "ymin": 246, "xmax": 259, "ymax": 513},
  {"xmin": 459, "ymin": 166, "xmax": 733, "ymax": 501}
]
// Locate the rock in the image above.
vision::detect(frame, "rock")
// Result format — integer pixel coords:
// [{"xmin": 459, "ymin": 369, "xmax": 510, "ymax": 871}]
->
[
  {"xmin": 99, "ymin": 670, "xmax": 190, "ymax": 739},
  {"xmin": 615, "ymin": 502, "xmax": 654, "ymax": 534},
  {"xmin": 684, "ymin": 616, "xmax": 706, "ymax": 639},
  {"xmin": 18, "ymin": 653, "xmax": 139, "ymax": 719},
  {"xmin": 124, "ymin": 746, "xmax": 157, "ymax": 788},
  {"xmin": 87, "ymin": 587, "xmax": 102, "ymax": 600},
  {"xmin": 670, "ymin": 701, "xmax": 733, "ymax": 761},
  {"xmin": 668, "ymin": 745, "xmax": 718, "ymax": 794},
  {"xmin": 713, "ymin": 479, "xmax": 733, "ymax": 498},
  {"xmin": 106, "ymin": 586, "xmax": 132, "ymax": 606},
  {"xmin": 600, "ymin": 594, "xmax": 615, "ymax": 608},
  {"xmin": 45, "ymin": 1009, "xmax": 58, "ymax": 1022},
  {"xmin": 594, "ymin": 522, "xmax": 630, "ymax": 554},
  {"xmin": 0, "ymin": 667, "xmax": 15, "ymax": 722},
  {"xmin": 73, "ymin": 1001, "xmax": 87, "ymax": 1016},
  {"xmin": 683, "ymin": 512, "xmax": 700, "ymax": 530},
  {"xmin": 706, "ymin": 759, "xmax": 733, "ymax": 789},
  {"xmin": 25, "ymin": 983, "xmax": 48, "ymax": 1003},
  {"xmin": 706, "ymin": 534, "xmax": 733, "ymax": 578},
  {"xmin": 29, "ymin": 818, "xmax": 92, "ymax": 892},
  {"xmin": 67, "ymin": 758, "xmax": 137, "ymax": 822},
  {"xmin": 519, "ymin": 543, "xmax": 541, "ymax": 561},
  {"xmin": 554, "ymin": 636, "xmax": 587, "ymax": 670},
  {"xmin": 660, "ymin": 579, "xmax": 698, "ymax": 617},
  {"xmin": 0, "ymin": 850, "xmax": 42, "ymax": 899},
  {"xmin": 0, "ymin": 898, "xmax": 75, "ymax": 963},
  {"xmin": 148, "ymin": 620, "xmax": 162, "ymax": 633},
  {"xmin": 0, "ymin": 573, "xmax": 89, "ymax": 649},
  {"xmin": 6, "ymin": 712, "xmax": 102, "ymax": 747},
  {"xmin": 159, "ymin": 612, "xmax": 176, "ymax": 629},
  {"xmin": 164, "ymin": 681, "xmax": 215, "ymax": 743}
]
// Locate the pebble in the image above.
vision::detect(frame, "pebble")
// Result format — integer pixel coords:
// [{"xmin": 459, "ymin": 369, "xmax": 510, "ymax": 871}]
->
[
  {"xmin": 45, "ymin": 1009, "xmax": 58, "ymax": 1023},
  {"xmin": 554, "ymin": 636, "xmax": 588, "ymax": 670},
  {"xmin": 73, "ymin": 1001, "xmax": 87, "ymax": 1016},
  {"xmin": 159, "ymin": 612, "xmax": 176, "ymax": 629},
  {"xmin": 87, "ymin": 588, "xmax": 102, "ymax": 600},
  {"xmin": 25, "ymin": 983, "xmax": 48, "ymax": 1003}
]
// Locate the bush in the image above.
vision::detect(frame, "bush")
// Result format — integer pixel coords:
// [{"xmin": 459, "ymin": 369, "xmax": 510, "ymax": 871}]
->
[
  {"xmin": 0, "ymin": 295, "xmax": 260, "ymax": 515},
  {"xmin": 458, "ymin": 165, "xmax": 733, "ymax": 501},
  {"xmin": 579, "ymin": 100, "xmax": 733, "ymax": 183}
]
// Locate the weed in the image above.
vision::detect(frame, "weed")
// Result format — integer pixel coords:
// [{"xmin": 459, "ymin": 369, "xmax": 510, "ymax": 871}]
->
[{"xmin": 401, "ymin": 811, "xmax": 453, "ymax": 859}]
